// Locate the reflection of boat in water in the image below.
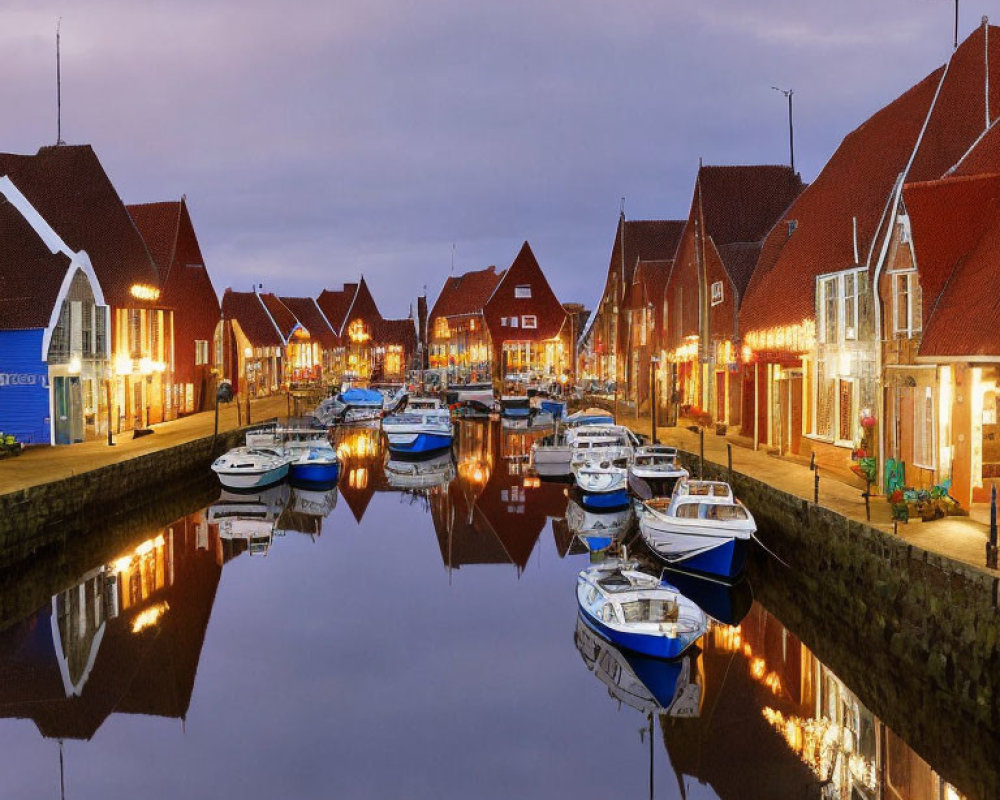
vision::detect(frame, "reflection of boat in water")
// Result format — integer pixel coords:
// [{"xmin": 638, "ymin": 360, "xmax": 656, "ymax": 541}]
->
[
  {"xmin": 206, "ymin": 484, "xmax": 290, "ymax": 555},
  {"xmin": 577, "ymin": 560, "xmax": 707, "ymax": 659},
  {"xmin": 574, "ymin": 614, "xmax": 703, "ymax": 718},
  {"xmin": 565, "ymin": 496, "xmax": 631, "ymax": 552},
  {"xmin": 385, "ymin": 451, "xmax": 456, "ymax": 490},
  {"xmin": 276, "ymin": 486, "xmax": 339, "ymax": 536},
  {"xmin": 659, "ymin": 568, "xmax": 753, "ymax": 626}
]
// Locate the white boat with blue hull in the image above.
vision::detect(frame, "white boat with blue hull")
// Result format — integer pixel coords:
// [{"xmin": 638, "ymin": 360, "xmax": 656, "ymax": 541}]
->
[
  {"xmin": 576, "ymin": 560, "xmax": 707, "ymax": 660},
  {"xmin": 288, "ymin": 446, "xmax": 340, "ymax": 488},
  {"xmin": 382, "ymin": 403, "xmax": 454, "ymax": 457},
  {"xmin": 211, "ymin": 447, "xmax": 291, "ymax": 491},
  {"xmin": 246, "ymin": 417, "xmax": 339, "ymax": 488},
  {"xmin": 637, "ymin": 479, "xmax": 755, "ymax": 580},
  {"xmin": 572, "ymin": 458, "xmax": 630, "ymax": 511}
]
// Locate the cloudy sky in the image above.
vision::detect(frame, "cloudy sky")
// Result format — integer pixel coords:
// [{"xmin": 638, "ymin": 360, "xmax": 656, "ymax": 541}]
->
[{"xmin": 0, "ymin": 1, "xmax": 980, "ymax": 317}]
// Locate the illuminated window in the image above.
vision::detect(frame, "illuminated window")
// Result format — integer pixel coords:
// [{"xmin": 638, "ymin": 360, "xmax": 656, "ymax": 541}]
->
[
  {"xmin": 194, "ymin": 340, "xmax": 209, "ymax": 365},
  {"xmin": 522, "ymin": 315, "xmax": 537, "ymax": 329},
  {"xmin": 711, "ymin": 281, "xmax": 724, "ymax": 306}
]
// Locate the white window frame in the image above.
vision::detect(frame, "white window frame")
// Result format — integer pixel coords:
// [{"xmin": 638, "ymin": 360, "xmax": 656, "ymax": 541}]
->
[
  {"xmin": 514, "ymin": 285, "xmax": 532, "ymax": 299},
  {"xmin": 521, "ymin": 315, "xmax": 537, "ymax": 329},
  {"xmin": 816, "ymin": 268, "xmax": 865, "ymax": 345},
  {"xmin": 891, "ymin": 270, "xmax": 922, "ymax": 337},
  {"xmin": 509, "ymin": 316, "xmax": 519, "ymax": 329},
  {"xmin": 710, "ymin": 280, "xmax": 724, "ymax": 306},
  {"xmin": 194, "ymin": 339, "xmax": 209, "ymax": 366},
  {"xmin": 911, "ymin": 385, "xmax": 936, "ymax": 470}
]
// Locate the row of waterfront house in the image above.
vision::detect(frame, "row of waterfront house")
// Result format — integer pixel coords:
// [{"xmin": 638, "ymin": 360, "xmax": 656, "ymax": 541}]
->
[
  {"xmin": 579, "ymin": 22, "xmax": 1000, "ymax": 508},
  {"xmin": 0, "ymin": 144, "xmax": 578, "ymax": 446}
]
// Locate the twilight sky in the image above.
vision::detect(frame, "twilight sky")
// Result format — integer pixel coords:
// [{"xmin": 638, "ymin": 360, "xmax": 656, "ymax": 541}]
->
[{"xmin": 0, "ymin": 1, "xmax": 980, "ymax": 318}]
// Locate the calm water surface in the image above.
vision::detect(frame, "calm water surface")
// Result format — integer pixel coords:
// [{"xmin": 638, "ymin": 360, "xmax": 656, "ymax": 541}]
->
[{"xmin": 0, "ymin": 422, "xmax": 977, "ymax": 798}]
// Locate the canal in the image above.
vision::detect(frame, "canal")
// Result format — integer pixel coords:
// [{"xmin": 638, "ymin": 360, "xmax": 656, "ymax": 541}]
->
[{"xmin": 0, "ymin": 421, "xmax": 988, "ymax": 799}]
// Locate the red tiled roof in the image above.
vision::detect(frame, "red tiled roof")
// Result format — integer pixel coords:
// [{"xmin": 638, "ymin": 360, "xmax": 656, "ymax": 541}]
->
[
  {"xmin": 373, "ymin": 316, "xmax": 416, "ymax": 350},
  {"xmin": 483, "ymin": 241, "xmax": 566, "ymax": 342},
  {"xmin": 951, "ymin": 120, "xmax": 1000, "ymax": 176},
  {"xmin": 127, "ymin": 201, "xmax": 180, "ymax": 279},
  {"xmin": 902, "ymin": 173, "xmax": 1000, "ymax": 357},
  {"xmin": 280, "ymin": 296, "xmax": 339, "ymax": 348},
  {"xmin": 0, "ymin": 187, "xmax": 74, "ymax": 330},
  {"xmin": 742, "ymin": 24, "xmax": 1000, "ymax": 334},
  {"xmin": 429, "ymin": 265, "xmax": 504, "ymax": 320},
  {"xmin": 259, "ymin": 292, "xmax": 300, "ymax": 340},
  {"xmin": 222, "ymin": 290, "xmax": 284, "ymax": 347},
  {"xmin": 698, "ymin": 165, "xmax": 803, "ymax": 297},
  {"xmin": 613, "ymin": 219, "xmax": 685, "ymax": 298},
  {"xmin": 740, "ymin": 68, "xmax": 944, "ymax": 333},
  {"xmin": 316, "ymin": 284, "xmax": 356, "ymax": 336},
  {"xmin": 0, "ymin": 145, "xmax": 160, "ymax": 308},
  {"xmin": 630, "ymin": 259, "xmax": 672, "ymax": 309}
]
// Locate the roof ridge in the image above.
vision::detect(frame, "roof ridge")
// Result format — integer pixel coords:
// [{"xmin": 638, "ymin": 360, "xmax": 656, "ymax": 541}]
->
[{"xmin": 255, "ymin": 291, "xmax": 288, "ymax": 344}]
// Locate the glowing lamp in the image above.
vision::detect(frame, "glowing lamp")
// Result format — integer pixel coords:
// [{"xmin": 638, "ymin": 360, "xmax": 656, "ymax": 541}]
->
[
  {"xmin": 139, "ymin": 357, "xmax": 154, "ymax": 376},
  {"xmin": 115, "ymin": 354, "xmax": 134, "ymax": 376},
  {"xmin": 67, "ymin": 356, "xmax": 81, "ymax": 375},
  {"xmin": 129, "ymin": 284, "xmax": 161, "ymax": 301}
]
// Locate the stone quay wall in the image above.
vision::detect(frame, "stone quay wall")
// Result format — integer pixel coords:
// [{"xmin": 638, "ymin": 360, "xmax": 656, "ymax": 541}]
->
[
  {"xmin": 676, "ymin": 449, "xmax": 1000, "ymax": 799},
  {"xmin": 0, "ymin": 427, "xmax": 249, "ymax": 570}
]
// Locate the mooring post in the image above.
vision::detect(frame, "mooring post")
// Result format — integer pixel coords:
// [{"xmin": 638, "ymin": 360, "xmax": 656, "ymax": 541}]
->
[
  {"xmin": 809, "ymin": 451, "xmax": 816, "ymax": 471},
  {"xmin": 727, "ymin": 443, "xmax": 733, "ymax": 484},
  {"xmin": 699, "ymin": 428, "xmax": 705, "ymax": 479},
  {"xmin": 247, "ymin": 394, "xmax": 251, "ymax": 425},
  {"xmin": 237, "ymin": 395, "xmax": 243, "ymax": 427},
  {"xmin": 988, "ymin": 484, "xmax": 998, "ymax": 570},
  {"xmin": 864, "ymin": 478, "xmax": 871, "ymax": 522},
  {"xmin": 212, "ymin": 401, "xmax": 220, "ymax": 451},
  {"xmin": 814, "ymin": 469, "xmax": 819, "ymax": 504}
]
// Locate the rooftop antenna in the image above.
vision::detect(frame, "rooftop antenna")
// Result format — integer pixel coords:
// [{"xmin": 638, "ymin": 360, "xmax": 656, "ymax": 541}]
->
[
  {"xmin": 955, "ymin": 0, "xmax": 959, "ymax": 49},
  {"xmin": 771, "ymin": 86, "xmax": 795, "ymax": 174},
  {"xmin": 450, "ymin": 242, "xmax": 455, "ymax": 273},
  {"xmin": 56, "ymin": 18, "xmax": 65, "ymax": 146}
]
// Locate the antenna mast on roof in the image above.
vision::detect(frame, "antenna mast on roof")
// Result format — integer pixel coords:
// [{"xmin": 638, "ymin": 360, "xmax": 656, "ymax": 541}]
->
[
  {"xmin": 955, "ymin": 1, "xmax": 959, "ymax": 49},
  {"xmin": 771, "ymin": 86, "xmax": 795, "ymax": 174},
  {"xmin": 451, "ymin": 241, "xmax": 455, "ymax": 273},
  {"xmin": 55, "ymin": 18, "xmax": 65, "ymax": 146}
]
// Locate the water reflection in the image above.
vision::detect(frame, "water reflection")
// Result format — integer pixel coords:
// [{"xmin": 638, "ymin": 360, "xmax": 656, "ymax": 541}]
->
[{"xmin": 0, "ymin": 420, "xmax": 978, "ymax": 799}]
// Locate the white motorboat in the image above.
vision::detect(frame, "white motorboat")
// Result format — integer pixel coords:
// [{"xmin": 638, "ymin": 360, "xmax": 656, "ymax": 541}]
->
[
  {"xmin": 637, "ymin": 479, "xmax": 756, "ymax": 580},
  {"xmin": 563, "ymin": 407, "xmax": 615, "ymax": 427},
  {"xmin": 628, "ymin": 445, "xmax": 689, "ymax": 499},
  {"xmin": 245, "ymin": 417, "xmax": 339, "ymax": 487},
  {"xmin": 577, "ymin": 559, "xmax": 708, "ymax": 659},
  {"xmin": 211, "ymin": 446, "xmax": 291, "ymax": 490},
  {"xmin": 572, "ymin": 457, "xmax": 630, "ymax": 511},
  {"xmin": 530, "ymin": 429, "xmax": 572, "ymax": 477},
  {"xmin": 315, "ymin": 386, "xmax": 408, "ymax": 425},
  {"xmin": 568, "ymin": 424, "xmax": 637, "ymax": 470},
  {"xmin": 382, "ymin": 406, "xmax": 454, "ymax": 457}
]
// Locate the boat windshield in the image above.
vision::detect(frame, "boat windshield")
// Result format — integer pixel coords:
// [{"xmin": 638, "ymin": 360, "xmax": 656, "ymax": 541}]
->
[
  {"xmin": 620, "ymin": 598, "xmax": 679, "ymax": 623},
  {"xmin": 676, "ymin": 501, "xmax": 748, "ymax": 520}
]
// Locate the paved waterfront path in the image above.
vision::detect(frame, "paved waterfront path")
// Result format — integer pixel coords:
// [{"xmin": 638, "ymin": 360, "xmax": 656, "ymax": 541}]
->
[
  {"xmin": 615, "ymin": 409, "xmax": 999, "ymax": 576},
  {"xmin": 0, "ymin": 395, "xmax": 290, "ymax": 496}
]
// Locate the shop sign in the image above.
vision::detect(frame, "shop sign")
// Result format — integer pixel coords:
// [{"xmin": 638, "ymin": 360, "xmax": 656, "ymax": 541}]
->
[{"xmin": 0, "ymin": 373, "xmax": 49, "ymax": 388}]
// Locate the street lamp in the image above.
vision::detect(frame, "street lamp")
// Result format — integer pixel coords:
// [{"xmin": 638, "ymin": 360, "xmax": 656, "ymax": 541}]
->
[
  {"xmin": 650, "ymin": 355, "xmax": 660, "ymax": 444},
  {"xmin": 771, "ymin": 86, "xmax": 795, "ymax": 174}
]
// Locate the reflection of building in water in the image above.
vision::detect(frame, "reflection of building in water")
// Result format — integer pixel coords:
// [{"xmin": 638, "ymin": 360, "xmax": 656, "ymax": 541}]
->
[
  {"xmin": 0, "ymin": 511, "xmax": 225, "ymax": 740},
  {"xmin": 430, "ymin": 421, "xmax": 567, "ymax": 574},
  {"xmin": 334, "ymin": 426, "xmax": 384, "ymax": 522},
  {"xmin": 662, "ymin": 604, "xmax": 966, "ymax": 800}
]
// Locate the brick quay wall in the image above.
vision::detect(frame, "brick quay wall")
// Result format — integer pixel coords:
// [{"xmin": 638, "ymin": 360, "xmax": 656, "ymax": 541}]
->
[
  {"xmin": 676, "ymin": 450, "xmax": 1000, "ymax": 800},
  {"xmin": 0, "ymin": 427, "xmax": 248, "ymax": 571}
]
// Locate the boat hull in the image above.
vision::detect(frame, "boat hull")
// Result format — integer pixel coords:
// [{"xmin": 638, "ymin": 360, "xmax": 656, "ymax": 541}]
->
[
  {"xmin": 214, "ymin": 463, "xmax": 289, "ymax": 491},
  {"xmin": 577, "ymin": 605, "xmax": 698, "ymax": 660},
  {"xmin": 385, "ymin": 431, "xmax": 453, "ymax": 456},
  {"xmin": 579, "ymin": 487, "xmax": 630, "ymax": 511},
  {"xmin": 288, "ymin": 460, "xmax": 340, "ymax": 488},
  {"xmin": 639, "ymin": 515, "xmax": 750, "ymax": 579}
]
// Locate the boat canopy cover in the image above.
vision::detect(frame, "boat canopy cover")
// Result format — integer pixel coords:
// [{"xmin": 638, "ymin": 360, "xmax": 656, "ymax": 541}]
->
[{"xmin": 340, "ymin": 388, "xmax": 384, "ymax": 406}]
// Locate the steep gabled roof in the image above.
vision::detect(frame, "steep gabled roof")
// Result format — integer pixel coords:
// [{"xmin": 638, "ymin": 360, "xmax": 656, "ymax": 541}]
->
[
  {"xmin": 126, "ymin": 201, "xmax": 180, "ymax": 278},
  {"xmin": 903, "ymin": 172, "xmax": 1000, "ymax": 358},
  {"xmin": 222, "ymin": 290, "xmax": 284, "ymax": 347},
  {"xmin": 373, "ymin": 317, "xmax": 416, "ymax": 349},
  {"xmin": 631, "ymin": 259, "xmax": 672, "ymax": 309},
  {"xmin": 280, "ymin": 297, "xmax": 338, "ymax": 348},
  {"xmin": 0, "ymin": 145, "xmax": 159, "ymax": 308},
  {"xmin": 740, "ymin": 67, "xmax": 944, "ymax": 332},
  {"xmin": 613, "ymin": 219, "xmax": 685, "ymax": 297},
  {"xmin": 742, "ymin": 23, "xmax": 1000, "ymax": 334},
  {"xmin": 430, "ymin": 265, "xmax": 504, "ymax": 320},
  {"xmin": 258, "ymin": 293, "xmax": 301, "ymax": 340},
  {"xmin": 697, "ymin": 165, "xmax": 803, "ymax": 298},
  {"xmin": 0, "ymin": 183, "xmax": 74, "ymax": 330},
  {"xmin": 316, "ymin": 283, "xmax": 357, "ymax": 336},
  {"xmin": 483, "ymin": 241, "xmax": 565, "ymax": 342}
]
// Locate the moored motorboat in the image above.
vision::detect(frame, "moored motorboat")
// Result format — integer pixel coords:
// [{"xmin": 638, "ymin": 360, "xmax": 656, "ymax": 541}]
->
[
  {"xmin": 530, "ymin": 429, "xmax": 572, "ymax": 478},
  {"xmin": 563, "ymin": 407, "xmax": 615, "ymax": 427},
  {"xmin": 288, "ymin": 444, "xmax": 341, "ymax": 488},
  {"xmin": 628, "ymin": 445, "xmax": 689, "ymax": 499},
  {"xmin": 568, "ymin": 424, "xmax": 637, "ymax": 470},
  {"xmin": 572, "ymin": 458, "xmax": 630, "ymax": 511},
  {"xmin": 381, "ymin": 405, "xmax": 454, "ymax": 457},
  {"xmin": 315, "ymin": 386, "xmax": 408, "ymax": 425},
  {"xmin": 245, "ymin": 417, "xmax": 340, "ymax": 488},
  {"xmin": 576, "ymin": 560, "xmax": 708, "ymax": 659},
  {"xmin": 637, "ymin": 479, "xmax": 756, "ymax": 580},
  {"xmin": 211, "ymin": 446, "xmax": 291, "ymax": 491}
]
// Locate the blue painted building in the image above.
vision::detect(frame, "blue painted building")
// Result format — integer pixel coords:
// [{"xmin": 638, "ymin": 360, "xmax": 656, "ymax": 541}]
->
[{"xmin": 0, "ymin": 176, "xmax": 108, "ymax": 445}]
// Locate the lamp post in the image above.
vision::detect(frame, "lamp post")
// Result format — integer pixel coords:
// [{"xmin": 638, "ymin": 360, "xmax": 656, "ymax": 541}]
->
[
  {"xmin": 650, "ymin": 355, "xmax": 660, "ymax": 444},
  {"xmin": 771, "ymin": 86, "xmax": 795, "ymax": 174}
]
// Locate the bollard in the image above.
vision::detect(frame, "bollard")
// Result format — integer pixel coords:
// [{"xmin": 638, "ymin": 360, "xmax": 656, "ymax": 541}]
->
[
  {"xmin": 988, "ymin": 484, "xmax": 998, "ymax": 570},
  {"xmin": 237, "ymin": 395, "xmax": 243, "ymax": 427},
  {"xmin": 814, "ymin": 470, "xmax": 819, "ymax": 504},
  {"xmin": 699, "ymin": 428, "xmax": 705, "ymax": 479},
  {"xmin": 247, "ymin": 394, "xmax": 252, "ymax": 425},
  {"xmin": 727, "ymin": 443, "xmax": 733, "ymax": 484},
  {"xmin": 809, "ymin": 451, "xmax": 816, "ymax": 471},
  {"xmin": 863, "ymin": 478, "xmax": 871, "ymax": 522}
]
